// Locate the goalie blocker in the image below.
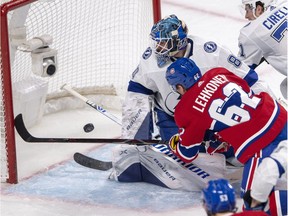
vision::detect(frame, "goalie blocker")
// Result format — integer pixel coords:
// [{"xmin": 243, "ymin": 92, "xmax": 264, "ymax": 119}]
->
[{"xmin": 109, "ymin": 144, "xmax": 242, "ymax": 191}]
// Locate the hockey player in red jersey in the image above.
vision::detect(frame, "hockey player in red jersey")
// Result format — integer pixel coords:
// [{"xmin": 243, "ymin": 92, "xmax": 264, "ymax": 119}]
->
[
  {"xmin": 111, "ymin": 14, "xmax": 281, "ymax": 189},
  {"xmin": 202, "ymin": 179, "xmax": 268, "ymax": 216},
  {"xmin": 165, "ymin": 57, "xmax": 287, "ymax": 215}
]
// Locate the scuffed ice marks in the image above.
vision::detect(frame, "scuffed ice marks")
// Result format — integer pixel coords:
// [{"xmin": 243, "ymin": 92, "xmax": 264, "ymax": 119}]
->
[{"xmin": 3, "ymin": 145, "xmax": 202, "ymax": 212}]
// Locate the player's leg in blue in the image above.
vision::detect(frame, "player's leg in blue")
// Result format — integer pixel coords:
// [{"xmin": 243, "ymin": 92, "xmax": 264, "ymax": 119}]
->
[{"xmin": 154, "ymin": 107, "xmax": 178, "ymax": 141}]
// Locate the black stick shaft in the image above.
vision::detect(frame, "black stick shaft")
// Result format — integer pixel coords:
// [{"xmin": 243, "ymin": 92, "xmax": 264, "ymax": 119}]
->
[{"xmin": 14, "ymin": 114, "xmax": 167, "ymax": 145}]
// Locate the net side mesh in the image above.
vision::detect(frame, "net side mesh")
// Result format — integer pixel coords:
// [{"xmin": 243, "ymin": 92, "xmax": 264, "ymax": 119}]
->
[
  {"xmin": 1, "ymin": 52, "xmax": 9, "ymax": 182},
  {"xmin": 1, "ymin": 0, "xmax": 155, "ymax": 183}
]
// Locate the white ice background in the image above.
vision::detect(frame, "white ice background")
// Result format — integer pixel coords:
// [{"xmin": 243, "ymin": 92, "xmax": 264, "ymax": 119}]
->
[{"xmin": 1, "ymin": 0, "xmax": 286, "ymax": 215}]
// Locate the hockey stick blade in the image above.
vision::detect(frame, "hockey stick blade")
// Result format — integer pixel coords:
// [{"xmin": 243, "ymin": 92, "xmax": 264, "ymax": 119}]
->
[
  {"xmin": 14, "ymin": 114, "xmax": 168, "ymax": 145},
  {"xmin": 74, "ymin": 152, "xmax": 112, "ymax": 171}
]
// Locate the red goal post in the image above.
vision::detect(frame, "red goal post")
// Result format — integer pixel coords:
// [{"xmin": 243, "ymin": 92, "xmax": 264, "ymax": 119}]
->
[{"xmin": 0, "ymin": 0, "xmax": 161, "ymax": 184}]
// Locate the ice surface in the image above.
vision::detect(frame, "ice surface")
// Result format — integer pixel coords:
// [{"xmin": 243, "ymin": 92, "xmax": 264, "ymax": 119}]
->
[{"xmin": 1, "ymin": 0, "xmax": 285, "ymax": 215}]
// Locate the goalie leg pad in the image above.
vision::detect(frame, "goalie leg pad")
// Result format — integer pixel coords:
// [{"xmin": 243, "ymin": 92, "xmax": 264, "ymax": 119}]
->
[
  {"xmin": 111, "ymin": 144, "xmax": 228, "ymax": 191},
  {"xmin": 109, "ymin": 145, "xmax": 143, "ymax": 182}
]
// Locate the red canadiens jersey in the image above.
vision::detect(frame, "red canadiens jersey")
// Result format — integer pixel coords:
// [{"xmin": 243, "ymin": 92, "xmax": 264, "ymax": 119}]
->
[{"xmin": 174, "ymin": 67, "xmax": 287, "ymax": 164}]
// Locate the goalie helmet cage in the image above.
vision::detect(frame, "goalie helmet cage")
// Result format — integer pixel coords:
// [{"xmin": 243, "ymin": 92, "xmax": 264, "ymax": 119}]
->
[{"xmin": 0, "ymin": 0, "xmax": 161, "ymax": 184}]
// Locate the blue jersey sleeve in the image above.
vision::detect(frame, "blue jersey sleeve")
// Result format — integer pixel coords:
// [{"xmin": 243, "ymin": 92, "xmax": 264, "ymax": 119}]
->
[
  {"xmin": 127, "ymin": 80, "xmax": 154, "ymax": 95},
  {"xmin": 243, "ymin": 68, "xmax": 258, "ymax": 87}
]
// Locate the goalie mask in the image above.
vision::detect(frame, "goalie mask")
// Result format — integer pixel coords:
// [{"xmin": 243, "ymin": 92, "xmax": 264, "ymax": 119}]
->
[
  {"xmin": 166, "ymin": 58, "xmax": 201, "ymax": 92},
  {"xmin": 150, "ymin": 14, "xmax": 188, "ymax": 67},
  {"xmin": 202, "ymin": 179, "xmax": 237, "ymax": 215}
]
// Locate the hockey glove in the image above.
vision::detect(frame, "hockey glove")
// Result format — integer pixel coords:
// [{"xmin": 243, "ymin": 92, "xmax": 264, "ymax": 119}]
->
[
  {"xmin": 203, "ymin": 130, "xmax": 229, "ymax": 154},
  {"xmin": 206, "ymin": 140, "xmax": 230, "ymax": 155},
  {"xmin": 168, "ymin": 134, "xmax": 180, "ymax": 154},
  {"xmin": 243, "ymin": 190, "xmax": 268, "ymax": 211}
]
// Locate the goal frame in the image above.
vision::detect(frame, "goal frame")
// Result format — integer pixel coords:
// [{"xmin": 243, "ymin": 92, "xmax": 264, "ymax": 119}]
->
[{"xmin": 0, "ymin": 0, "xmax": 161, "ymax": 184}]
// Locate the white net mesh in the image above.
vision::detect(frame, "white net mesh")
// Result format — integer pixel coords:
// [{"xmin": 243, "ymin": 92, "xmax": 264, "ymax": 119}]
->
[
  {"xmin": 10, "ymin": 0, "xmax": 153, "ymax": 95},
  {"xmin": 1, "ymin": 0, "xmax": 156, "ymax": 183}
]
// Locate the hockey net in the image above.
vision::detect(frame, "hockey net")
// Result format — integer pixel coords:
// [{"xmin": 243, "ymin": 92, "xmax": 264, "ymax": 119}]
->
[{"xmin": 0, "ymin": 0, "xmax": 161, "ymax": 183}]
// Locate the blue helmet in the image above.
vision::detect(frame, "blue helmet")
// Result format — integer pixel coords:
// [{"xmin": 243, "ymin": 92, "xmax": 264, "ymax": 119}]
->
[
  {"xmin": 202, "ymin": 179, "xmax": 237, "ymax": 214},
  {"xmin": 166, "ymin": 58, "xmax": 201, "ymax": 92},
  {"xmin": 150, "ymin": 14, "xmax": 188, "ymax": 58}
]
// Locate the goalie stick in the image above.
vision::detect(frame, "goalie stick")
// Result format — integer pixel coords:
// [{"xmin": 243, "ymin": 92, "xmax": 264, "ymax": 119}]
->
[
  {"xmin": 74, "ymin": 152, "xmax": 112, "ymax": 171},
  {"xmin": 61, "ymin": 84, "xmax": 162, "ymax": 140},
  {"xmin": 14, "ymin": 114, "xmax": 167, "ymax": 145},
  {"xmin": 74, "ymin": 152, "xmax": 242, "ymax": 183},
  {"xmin": 61, "ymin": 84, "xmax": 122, "ymax": 126}
]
